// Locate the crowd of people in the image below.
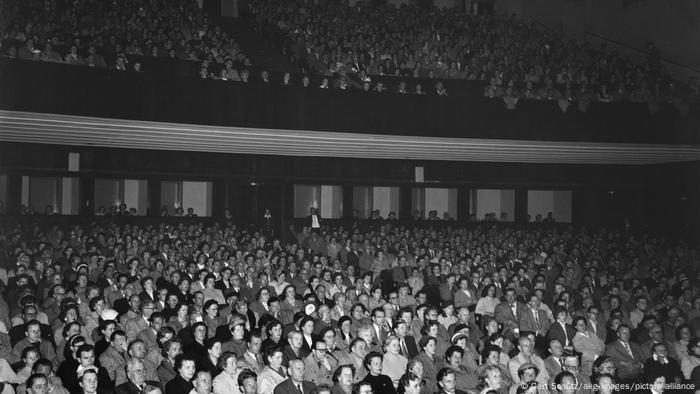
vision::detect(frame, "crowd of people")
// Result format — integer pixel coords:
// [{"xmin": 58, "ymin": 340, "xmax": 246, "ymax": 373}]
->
[
  {"xmin": 0, "ymin": 0, "xmax": 251, "ymax": 72},
  {"xmin": 2, "ymin": 0, "xmax": 698, "ymax": 105},
  {"xmin": 250, "ymin": 0, "xmax": 699, "ymax": 103},
  {"xmin": 0, "ymin": 216, "xmax": 697, "ymax": 394}
]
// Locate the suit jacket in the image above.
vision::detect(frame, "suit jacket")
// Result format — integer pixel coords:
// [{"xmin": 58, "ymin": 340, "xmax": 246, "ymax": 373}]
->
[
  {"xmin": 543, "ymin": 355, "xmax": 563, "ymax": 378},
  {"xmin": 306, "ymin": 214, "xmax": 322, "ymax": 228},
  {"xmin": 99, "ymin": 345, "xmax": 126, "ymax": 381},
  {"xmin": 604, "ymin": 340, "xmax": 644, "ymax": 380},
  {"xmin": 136, "ymin": 327, "xmax": 158, "ymax": 350},
  {"xmin": 370, "ymin": 323, "xmax": 389, "ymax": 345},
  {"xmin": 273, "ymin": 378, "xmax": 316, "ymax": 394},
  {"xmin": 283, "ymin": 345, "xmax": 308, "ymax": 368},
  {"xmin": 125, "ymin": 316, "xmax": 150, "ymax": 342},
  {"xmin": 454, "ymin": 289, "xmax": 478, "ymax": 308},
  {"xmin": 547, "ymin": 321, "xmax": 577, "ymax": 347},
  {"xmin": 304, "ymin": 352, "xmax": 337, "ymax": 387},
  {"xmin": 138, "ymin": 290, "xmax": 155, "ymax": 303},
  {"xmin": 519, "ymin": 308, "xmax": 551, "ymax": 336},
  {"xmin": 398, "ymin": 335, "xmax": 419, "ymax": 359},
  {"xmin": 165, "ymin": 374, "xmax": 194, "ymax": 394},
  {"xmin": 242, "ymin": 351, "xmax": 265, "ymax": 374},
  {"xmin": 116, "ymin": 380, "xmax": 160, "ymax": 394},
  {"xmin": 494, "ymin": 301, "xmax": 526, "ymax": 334},
  {"xmin": 250, "ymin": 300, "xmax": 270, "ymax": 321},
  {"xmin": 588, "ymin": 319, "xmax": 607, "ymax": 341},
  {"xmin": 157, "ymin": 359, "xmax": 177, "ymax": 387},
  {"xmin": 439, "ymin": 284, "xmax": 455, "ymax": 304}
]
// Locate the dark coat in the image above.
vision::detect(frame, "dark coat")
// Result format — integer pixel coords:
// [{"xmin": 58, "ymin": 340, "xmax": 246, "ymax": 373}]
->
[
  {"xmin": 273, "ymin": 378, "xmax": 316, "ymax": 394},
  {"xmin": 115, "ymin": 380, "xmax": 160, "ymax": 394},
  {"xmin": 165, "ymin": 374, "xmax": 194, "ymax": 394}
]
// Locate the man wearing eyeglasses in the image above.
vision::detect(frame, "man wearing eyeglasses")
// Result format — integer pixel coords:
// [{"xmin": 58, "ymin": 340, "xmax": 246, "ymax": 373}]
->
[
  {"xmin": 304, "ymin": 339, "xmax": 337, "ymax": 386},
  {"xmin": 547, "ymin": 353, "xmax": 592, "ymax": 394},
  {"xmin": 115, "ymin": 358, "xmax": 160, "ymax": 394}
]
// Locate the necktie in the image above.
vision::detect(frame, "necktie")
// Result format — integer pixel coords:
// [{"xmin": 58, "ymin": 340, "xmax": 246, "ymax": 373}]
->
[
  {"xmin": 623, "ymin": 342, "xmax": 633, "ymax": 358},
  {"xmin": 401, "ymin": 339, "xmax": 408, "ymax": 356},
  {"xmin": 533, "ymin": 310, "xmax": 539, "ymax": 326},
  {"xmin": 562, "ymin": 323, "xmax": 569, "ymax": 345},
  {"xmin": 297, "ymin": 384, "xmax": 303, "ymax": 394}
]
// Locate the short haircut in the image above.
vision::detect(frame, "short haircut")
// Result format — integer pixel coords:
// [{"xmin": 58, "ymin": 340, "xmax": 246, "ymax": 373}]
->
[
  {"xmin": 128, "ymin": 339, "xmax": 145, "ymax": 353},
  {"xmin": 246, "ymin": 329, "xmax": 263, "ymax": 344},
  {"xmin": 26, "ymin": 373, "xmax": 47, "ymax": 389},
  {"xmin": 444, "ymin": 345, "xmax": 463, "ymax": 360},
  {"xmin": 110, "ymin": 329, "xmax": 126, "ymax": 343},
  {"xmin": 238, "ymin": 369, "xmax": 257, "ymax": 386},
  {"xmin": 217, "ymin": 351, "xmax": 236, "ymax": 370},
  {"xmin": 436, "ymin": 367, "xmax": 454, "ymax": 383},
  {"xmin": 76, "ymin": 344, "xmax": 94, "ymax": 358},
  {"xmin": 32, "ymin": 358, "xmax": 53, "ymax": 373},
  {"xmin": 265, "ymin": 345, "xmax": 283, "ymax": 363},
  {"xmin": 203, "ymin": 299, "xmax": 218, "ymax": 312},
  {"xmin": 332, "ymin": 364, "xmax": 355, "ymax": 383},
  {"xmin": 22, "ymin": 345, "xmax": 39, "ymax": 359},
  {"xmin": 174, "ymin": 354, "xmax": 196, "ymax": 371},
  {"xmin": 79, "ymin": 368, "xmax": 97, "ymax": 382},
  {"xmin": 25, "ymin": 319, "xmax": 41, "ymax": 330},
  {"xmin": 363, "ymin": 351, "xmax": 383, "ymax": 369}
]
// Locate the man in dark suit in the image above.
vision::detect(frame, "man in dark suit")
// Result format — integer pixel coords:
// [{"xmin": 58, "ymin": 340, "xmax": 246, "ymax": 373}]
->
[
  {"xmin": 395, "ymin": 319, "xmax": 419, "ymax": 359},
  {"xmin": 115, "ymin": 358, "xmax": 160, "ymax": 394},
  {"xmin": 340, "ymin": 240, "xmax": 360, "ymax": 271},
  {"xmin": 519, "ymin": 294, "xmax": 551, "ymax": 338},
  {"xmin": 494, "ymin": 288, "xmax": 526, "ymax": 339},
  {"xmin": 438, "ymin": 274, "xmax": 457, "ymax": 306},
  {"xmin": 274, "ymin": 359, "xmax": 316, "ymax": 394},
  {"xmin": 543, "ymin": 339, "xmax": 564, "ymax": 378},
  {"xmin": 643, "ymin": 342, "xmax": 683, "ymax": 384},
  {"xmin": 547, "ymin": 307, "xmax": 577, "ymax": 349},
  {"xmin": 604, "ymin": 325, "xmax": 644, "ymax": 382},
  {"xmin": 306, "ymin": 207, "xmax": 322, "ymax": 232}
]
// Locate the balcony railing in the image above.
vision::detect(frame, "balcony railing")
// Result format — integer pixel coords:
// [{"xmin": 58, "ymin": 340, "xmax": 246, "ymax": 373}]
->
[{"xmin": 0, "ymin": 58, "xmax": 698, "ymax": 144}]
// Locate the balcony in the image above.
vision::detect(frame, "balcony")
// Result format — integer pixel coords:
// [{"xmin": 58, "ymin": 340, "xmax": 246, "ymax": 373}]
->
[{"xmin": 0, "ymin": 58, "xmax": 698, "ymax": 145}]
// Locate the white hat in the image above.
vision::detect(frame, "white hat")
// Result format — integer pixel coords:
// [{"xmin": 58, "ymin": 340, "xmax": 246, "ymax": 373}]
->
[{"xmin": 100, "ymin": 309, "xmax": 119, "ymax": 321}]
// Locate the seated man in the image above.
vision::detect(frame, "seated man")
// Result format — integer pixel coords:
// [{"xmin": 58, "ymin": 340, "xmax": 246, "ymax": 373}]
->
[
  {"xmin": 604, "ymin": 325, "xmax": 643, "ymax": 382},
  {"xmin": 191, "ymin": 370, "xmax": 213, "ymax": 394},
  {"xmin": 643, "ymin": 342, "xmax": 683, "ymax": 384},
  {"xmin": 115, "ymin": 358, "xmax": 161, "ymax": 394},
  {"xmin": 12, "ymin": 319, "xmax": 57, "ymax": 366},
  {"xmin": 114, "ymin": 339, "xmax": 159, "ymax": 385},
  {"xmin": 274, "ymin": 359, "xmax": 315, "ymax": 394}
]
